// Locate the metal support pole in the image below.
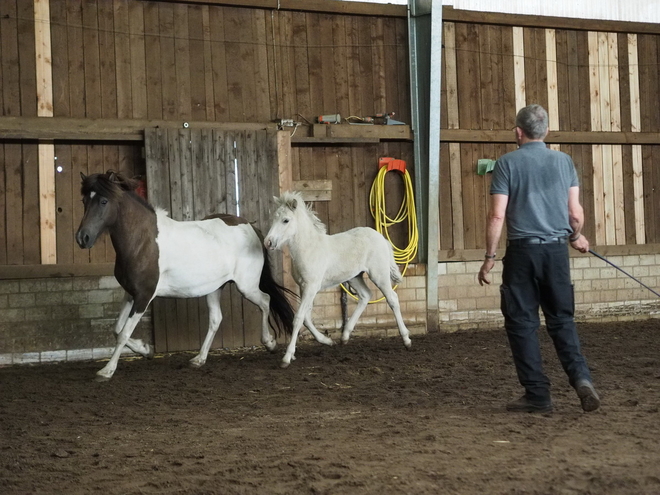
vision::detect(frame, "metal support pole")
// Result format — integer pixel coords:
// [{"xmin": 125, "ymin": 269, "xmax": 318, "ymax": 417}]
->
[{"xmin": 408, "ymin": 0, "xmax": 442, "ymax": 332}]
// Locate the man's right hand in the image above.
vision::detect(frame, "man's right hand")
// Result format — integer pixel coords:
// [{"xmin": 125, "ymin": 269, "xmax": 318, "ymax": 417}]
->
[{"xmin": 570, "ymin": 234, "xmax": 589, "ymax": 253}]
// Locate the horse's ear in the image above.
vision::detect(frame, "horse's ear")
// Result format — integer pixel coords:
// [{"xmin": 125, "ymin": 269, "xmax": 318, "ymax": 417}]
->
[
  {"xmin": 286, "ymin": 197, "xmax": 298, "ymax": 210},
  {"xmin": 80, "ymin": 172, "xmax": 87, "ymax": 181},
  {"xmin": 108, "ymin": 171, "xmax": 118, "ymax": 183}
]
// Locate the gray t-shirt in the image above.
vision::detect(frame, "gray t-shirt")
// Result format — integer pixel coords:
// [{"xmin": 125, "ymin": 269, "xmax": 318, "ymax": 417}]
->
[{"xmin": 490, "ymin": 141, "xmax": 579, "ymax": 240}]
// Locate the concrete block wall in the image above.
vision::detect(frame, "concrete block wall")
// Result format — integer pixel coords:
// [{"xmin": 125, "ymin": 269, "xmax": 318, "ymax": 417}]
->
[
  {"xmin": 436, "ymin": 253, "xmax": 660, "ymax": 331},
  {"xmin": 2, "ymin": 254, "xmax": 659, "ymax": 366},
  {"xmin": 0, "ymin": 276, "xmax": 151, "ymax": 366}
]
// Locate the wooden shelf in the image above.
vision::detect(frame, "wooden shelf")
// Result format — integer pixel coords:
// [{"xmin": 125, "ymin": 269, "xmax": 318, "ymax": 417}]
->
[{"xmin": 291, "ymin": 123, "xmax": 413, "ymax": 143}]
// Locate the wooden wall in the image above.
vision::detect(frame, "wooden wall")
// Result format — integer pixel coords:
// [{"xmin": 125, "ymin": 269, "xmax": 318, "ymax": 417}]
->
[
  {"xmin": 440, "ymin": 13, "xmax": 660, "ymax": 255},
  {"xmin": 0, "ymin": 0, "xmax": 412, "ymax": 267}
]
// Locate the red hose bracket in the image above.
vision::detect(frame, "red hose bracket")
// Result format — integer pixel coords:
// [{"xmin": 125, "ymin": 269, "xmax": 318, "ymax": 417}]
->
[{"xmin": 379, "ymin": 157, "xmax": 407, "ymax": 173}]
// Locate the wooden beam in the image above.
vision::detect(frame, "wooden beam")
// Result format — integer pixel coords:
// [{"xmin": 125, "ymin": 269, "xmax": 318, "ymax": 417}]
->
[
  {"xmin": 439, "ymin": 129, "xmax": 660, "ymax": 144},
  {"xmin": 0, "ymin": 263, "xmax": 115, "ymax": 280},
  {"xmin": 152, "ymin": 0, "xmax": 406, "ymax": 18},
  {"xmin": 439, "ymin": 244, "xmax": 660, "ymax": 262},
  {"xmin": 0, "ymin": 117, "xmax": 274, "ymax": 141},
  {"xmin": 443, "ymin": 7, "xmax": 660, "ymax": 35}
]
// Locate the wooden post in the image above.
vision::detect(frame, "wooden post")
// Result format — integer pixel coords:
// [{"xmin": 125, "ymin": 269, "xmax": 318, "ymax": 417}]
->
[{"xmin": 34, "ymin": 0, "xmax": 57, "ymax": 264}]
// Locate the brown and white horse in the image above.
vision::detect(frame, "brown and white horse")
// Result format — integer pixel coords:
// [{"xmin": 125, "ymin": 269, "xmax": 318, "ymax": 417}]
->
[{"xmin": 75, "ymin": 171, "xmax": 294, "ymax": 381}]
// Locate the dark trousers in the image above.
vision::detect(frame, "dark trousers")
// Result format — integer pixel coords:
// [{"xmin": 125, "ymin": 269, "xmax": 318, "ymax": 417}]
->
[{"xmin": 500, "ymin": 243, "xmax": 592, "ymax": 403}]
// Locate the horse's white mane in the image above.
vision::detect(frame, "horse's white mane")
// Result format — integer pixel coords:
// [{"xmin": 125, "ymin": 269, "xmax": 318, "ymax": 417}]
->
[{"xmin": 277, "ymin": 191, "xmax": 327, "ymax": 234}]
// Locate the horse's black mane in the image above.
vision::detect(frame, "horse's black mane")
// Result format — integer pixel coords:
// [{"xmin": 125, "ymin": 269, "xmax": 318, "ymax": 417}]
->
[{"xmin": 82, "ymin": 170, "xmax": 154, "ymax": 212}]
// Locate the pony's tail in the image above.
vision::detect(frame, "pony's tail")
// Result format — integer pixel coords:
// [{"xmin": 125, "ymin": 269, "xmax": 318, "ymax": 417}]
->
[
  {"xmin": 259, "ymin": 246, "xmax": 296, "ymax": 338},
  {"xmin": 389, "ymin": 245, "xmax": 403, "ymax": 285}
]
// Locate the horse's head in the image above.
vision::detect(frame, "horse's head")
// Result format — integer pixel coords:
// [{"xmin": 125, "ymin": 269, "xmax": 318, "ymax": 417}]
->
[
  {"xmin": 75, "ymin": 171, "xmax": 137, "ymax": 249},
  {"xmin": 264, "ymin": 192, "xmax": 302, "ymax": 250},
  {"xmin": 264, "ymin": 191, "xmax": 325, "ymax": 250}
]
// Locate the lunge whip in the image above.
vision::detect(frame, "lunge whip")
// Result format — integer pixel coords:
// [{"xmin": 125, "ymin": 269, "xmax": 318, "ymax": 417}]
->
[{"xmin": 589, "ymin": 249, "xmax": 660, "ymax": 298}]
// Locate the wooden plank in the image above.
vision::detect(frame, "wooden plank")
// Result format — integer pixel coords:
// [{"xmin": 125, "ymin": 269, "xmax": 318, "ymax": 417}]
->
[
  {"xmin": 238, "ymin": 8, "xmax": 257, "ymax": 122},
  {"xmin": 54, "ymin": 144, "xmax": 74, "ymax": 264},
  {"xmin": 208, "ymin": 6, "xmax": 228, "ymax": 120},
  {"xmin": 188, "ymin": 5, "xmax": 208, "ymax": 121},
  {"xmin": 34, "ymin": 0, "xmax": 56, "ymax": 264},
  {"xmin": 143, "ymin": 3, "xmax": 162, "ymax": 119},
  {"xmin": 252, "ymin": 9, "xmax": 271, "ymax": 122},
  {"xmin": 158, "ymin": 3, "xmax": 177, "ymax": 120},
  {"xmin": 174, "ymin": 4, "xmax": 192, "ymax": 119},
  {"xmin": 545, "ymin": 28, "xmax": 560, "ymax": 150},
  {"xmin": 82, "ymin": 0, "xmax": 101, "ymax": 119},
  {"xmin": 201, "ymin": 6, "xmax": 215, "ymax": 120},
  {"xmin": 128, "ymin": 1, "xmax": 147, "ymax": 119},
  {"xmin": 1, "ymin": 1, "xmax": 21, "ymax": 117},
  {"xmin": 478, "ymin": 24, "xmax": 494, "ymax": 130},
  {"xmin": 17, "ymin": 0, "xmax": 37, "ymax": 117},
  {"xmin": 113, "ymin": 0, "xmax": 132, "ymax": 118},
  {"xmin": 34, "ymin": 0, "xmax": 53, "ymax": 117},
  {"xmin": 512, "ymin": 26, "xmax": 526, "ymax": 111},
  {"xmin": 449, "ymin": 142, "xmax": 464, "ymax": 249},
  {"xmin": 627, "ymin": 34, "xmax": 645, "ymax": 244},
  {"xmin": 98, "ymin": 0, "xmax": 117, "ymax": 118},
  {"xmin": 370, "ymin": 17, "xmax": 387, "ymax": 115},
  {"xmin": 444, "ymin": 22, "xmax": 459, "ymax": 129},
  {"xmin": 5, "ymin": 144, "xmax": 24, "ymax": 264},
  {"xmin": 607, "ymin": 33, "xmax": 625, "ymax": 245},
  {"xmin": 49, "ymin": 0, "xmax": 69, "ymax": 117},
  {"xmin": 628, "ymin": 34, "xmax": 641, "ymax": 132},
  {"xmin": 632, "ymin": 145, "xmax": 645, "ymax": 243}
]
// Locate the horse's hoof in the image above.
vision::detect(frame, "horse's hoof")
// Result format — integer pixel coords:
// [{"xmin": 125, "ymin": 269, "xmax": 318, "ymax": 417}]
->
[
  {"xmin": 404, "ymin": 340, "xmax": 412, "ymax": 349},
  {"xmin": 340, "ymin": 339, "xmax": 349, "ymax": 346},
  {"xmin": 264, "ymin": 343, "xmax": 277, "ymax": 353},
  {"xmin": 280, "ymin": 360, "xmax": 291, "ymax": 369},
  {"xmin": 189, "ymin": 360, "xmax": 204, "ymax": 369},
  {"xmin": 145, "ymin": 345, "xmax": 155, "ymax": 359},
  {"xmin": 95, "ymin": 374, "xmax": 112, "ymax": 383}
]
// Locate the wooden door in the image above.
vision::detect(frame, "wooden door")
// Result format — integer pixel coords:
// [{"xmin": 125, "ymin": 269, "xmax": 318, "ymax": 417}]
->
[{"xmin": 144, "ymin": 127, "xmax": 281, "ymax": 352}]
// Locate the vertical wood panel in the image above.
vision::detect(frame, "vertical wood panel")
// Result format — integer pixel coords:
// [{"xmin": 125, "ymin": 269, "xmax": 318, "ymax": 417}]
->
[
  {"xmin": 512, "ymin": 26, "xmax": 526, "ymax": 110},
  {"xmin": 128, "ymin": 1, "xmax": 147, "ymax": 119}
]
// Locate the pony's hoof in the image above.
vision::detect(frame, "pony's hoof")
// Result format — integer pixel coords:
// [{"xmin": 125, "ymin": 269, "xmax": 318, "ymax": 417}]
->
[
  {"xmin": 340, "ymin": 339, "xmax": 349, "ymax": 346},
  {"xmin": 189, "ymin": 359, "xmax": 204, "ymax": 369},
  {"xmin": 280, "ymin": 360, "xmax": 291, "ymax": 369},
  {"xmin": 145, "ymin": 345, "xmax": 155, "ymax": 359},
  {"xmin": 95, "ymin": 373, "xmax": 112, "ymax": 383},
  {"xmin": 264, "ymin": 343, "xmax": 277, "ymax": 353},
  {"xmin": 404, "ymin": 340, "xmax": 412, "ymax": 349}
]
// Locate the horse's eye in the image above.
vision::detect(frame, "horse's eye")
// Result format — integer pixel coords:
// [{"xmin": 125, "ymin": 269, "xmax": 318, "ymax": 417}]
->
[
  {"xmin": 101, "ymin": 198, "xmax": 108, "ymax": 206},
  {"xmin": 283, "ymin": 219, "xmax": 289, "ymax": 224}
]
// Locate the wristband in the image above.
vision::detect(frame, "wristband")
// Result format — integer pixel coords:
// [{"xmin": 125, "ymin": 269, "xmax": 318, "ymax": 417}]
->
[
  {"xmin": 569, "ymin": 233, "xmax": 581, "ymax": 242},
  {"xmin": 484, "ymin": 253, "xmax": 496, "ymax": 259}
]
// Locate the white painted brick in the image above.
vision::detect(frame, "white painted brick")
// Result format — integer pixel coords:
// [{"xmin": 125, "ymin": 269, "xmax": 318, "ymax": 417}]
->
[
  {"xmin": 446, "ymin": 262, "xmax": 467, "ymax": 274},
  {"xmin": 14, "ymin": 352, "xmax": 40, "ymax": 364},
  {"xmin": 41, "ymin": 350, "xmax": 67, "ymax": 362},
  {"xmin": 437, "ymin": 263, "xmax": 448, "ymax": 276},
  {"xmin": 0, "ymin": 353, "xmax": 13, "ymax": 366},
  {"xmin": 67, "ymin": 349, "xmax": 94, "ymax": 361}
]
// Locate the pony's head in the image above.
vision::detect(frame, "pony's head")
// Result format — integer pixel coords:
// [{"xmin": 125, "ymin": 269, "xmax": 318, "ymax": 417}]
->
[
  {"xmin": 75, "ymin": 171, "xmax": 142, "ymax": 249},
  {"xmin": 264, "ymin": 191, "xmax": 325, "ymax": 250}
]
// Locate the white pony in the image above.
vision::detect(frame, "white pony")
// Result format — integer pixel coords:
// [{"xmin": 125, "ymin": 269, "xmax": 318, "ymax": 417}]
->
[{"xmin": 264, "ymin": 191, "xmax": 411, "ymax": 368}]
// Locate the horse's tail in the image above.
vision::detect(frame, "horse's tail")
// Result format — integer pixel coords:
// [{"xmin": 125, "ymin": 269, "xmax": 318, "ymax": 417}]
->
[
  {"xmin": 388, "ymin": 244, "xmax": 403, "ymax": 285},
  {"xmin": 258, "ymin": 249, "xmax": 296, "ymax": 338}
]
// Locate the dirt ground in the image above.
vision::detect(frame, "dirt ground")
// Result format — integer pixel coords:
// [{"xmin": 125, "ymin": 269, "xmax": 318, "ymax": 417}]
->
[{"xmin": 1, "ymin": 319, "xmax": 659, "ymax": 495}]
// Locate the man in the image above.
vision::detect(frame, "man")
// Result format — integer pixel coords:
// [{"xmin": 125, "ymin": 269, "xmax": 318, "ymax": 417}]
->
[{"xmin": 478, "ymin": 104, "xmax": 600, "ymax": 413}]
